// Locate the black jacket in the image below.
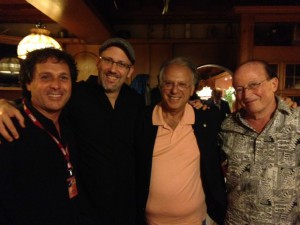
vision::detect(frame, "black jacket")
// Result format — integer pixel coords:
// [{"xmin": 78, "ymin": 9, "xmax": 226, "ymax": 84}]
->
[
  {"xmin": 67, "ymin": 76, "xmax": 144, "ymax": 225},
  {"xmin": 135, "ymin": 105, "xmax": 227, "ymax": 225}
]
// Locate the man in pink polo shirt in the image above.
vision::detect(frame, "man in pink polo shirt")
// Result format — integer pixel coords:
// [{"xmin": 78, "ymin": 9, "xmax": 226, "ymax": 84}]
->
[{"xmin": 135, "ymin": 57, "xmax": 227, "ymax": 225}]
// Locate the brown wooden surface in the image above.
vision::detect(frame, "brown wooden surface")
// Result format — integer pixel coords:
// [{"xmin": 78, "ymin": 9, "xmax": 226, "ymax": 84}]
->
[{"xmin": 0, "ymin": 88, "xmax": 22, "ymax": 101}]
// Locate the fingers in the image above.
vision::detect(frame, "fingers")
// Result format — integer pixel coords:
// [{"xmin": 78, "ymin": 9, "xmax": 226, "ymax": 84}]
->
[
  {"xmin": 0, "ymin": 113, "xmax": 15, "ymax": 142},
  {"xmin": 202, "ymin": 104, "xmax": 209, "ymax": 111},
  {"xmin": 15, "ymin": 109, "xmax": 25, "ymax": 128},
  {"xmin": 0, "ymin": 99, "xmax": 24, "ymax": 142},
  {"xmin": 188, "ymin": 99, "xmax": 210, "ymax": 111},
  {"xmin": 292, "ymin": 102, "xmax": 298, "ymax": 108},
  {"xmin": 282, "ymin": 96, "xmax": 298, "ymax": 108}
]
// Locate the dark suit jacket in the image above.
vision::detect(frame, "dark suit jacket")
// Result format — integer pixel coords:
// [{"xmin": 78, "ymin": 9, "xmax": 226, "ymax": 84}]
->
[
  {"xmin": 205, "ymin": 98, "xmax": 231, "ymax": 122},
  {"xmin": 135, "ymin": 105, "xmax": 227, "ymax": 225}
]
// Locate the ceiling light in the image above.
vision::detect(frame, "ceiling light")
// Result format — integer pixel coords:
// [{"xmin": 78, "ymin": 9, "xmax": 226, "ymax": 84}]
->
[
  {"xmin": 197, "ymin": 86, "xmax": 212, "ymax": 100},
  {"xmin": 17, "ymin": 22, "xmax": 62, "ymax": 59}
]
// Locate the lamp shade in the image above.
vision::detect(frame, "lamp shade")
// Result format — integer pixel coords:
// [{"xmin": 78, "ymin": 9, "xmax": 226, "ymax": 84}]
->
[
  {"xmin": 17, "ymin": 27, "xmax": 62, "ymax": 59},
  {"xmin": 0, "ymin": 57, "xmax": 20, "ymax": 74}
]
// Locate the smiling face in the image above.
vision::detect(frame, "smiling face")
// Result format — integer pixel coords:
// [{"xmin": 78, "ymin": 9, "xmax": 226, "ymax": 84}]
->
[
  {"xmin": 160, "ymin": 64, "xmax": 195, "ymax": 114},
  {"xmin": 97, "ymin": 46, "xmax": 134, "ymax": 94},
  {"xmin": 26, "ymin": 57, "xmax": 72, "ymax": 120},
  {"xmin": 233, "ymin": 62, "xmax": 278, "ymax": 118}
]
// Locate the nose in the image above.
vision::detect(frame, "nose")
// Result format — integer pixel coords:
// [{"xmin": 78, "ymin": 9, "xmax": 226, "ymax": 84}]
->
[
  {"xmin": 50, "ymin": 78, "xmax": 61, "ymax": 89},
  {"xmin": 240, "ymin": 88, "xmax": 253, "ymax": 100},
  {"xmin": 108, "ymin": 62, "xmax": 118, "ymax": 72},
  {"xmin": 170, "ymin": 83, "xmax": 179, "ymax": 93}
]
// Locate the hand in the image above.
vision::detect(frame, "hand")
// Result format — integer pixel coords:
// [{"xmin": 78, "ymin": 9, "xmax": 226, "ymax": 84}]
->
[
  {"xmin": 282, "ymin": 97, "xmax": 298, "ymax": 109},
  {"xmin": 189, "ymin": 99, "xmax": 209, "ymax": 110},
  {"xmin": 0, "ymin": 99, "xmax": 25, "ymax": 142}
]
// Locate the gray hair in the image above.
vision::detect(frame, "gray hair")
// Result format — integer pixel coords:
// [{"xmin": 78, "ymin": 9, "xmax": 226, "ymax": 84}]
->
[{"xmin": 158, "ymin": 57, "xmax": 197, "ymax": 86}]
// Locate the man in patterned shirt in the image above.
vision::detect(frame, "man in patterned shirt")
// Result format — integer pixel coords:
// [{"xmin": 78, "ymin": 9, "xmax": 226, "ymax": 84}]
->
[{"xmin": 219, "ymin": 59, "xmax": 300, "ymax": 225}]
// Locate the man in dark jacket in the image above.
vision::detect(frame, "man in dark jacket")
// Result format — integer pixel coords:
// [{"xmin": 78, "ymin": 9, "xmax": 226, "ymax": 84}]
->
[
  {"xmin": 0, "ymin": 48, "xmax": 79, "ymax": 225},
  {"xmin": 135, "ymin": 57, "xmax": 227, "ymax": 225},
  {"xmin": 205, "ymin": 88, "xmax": 231, "ymax": 122}
]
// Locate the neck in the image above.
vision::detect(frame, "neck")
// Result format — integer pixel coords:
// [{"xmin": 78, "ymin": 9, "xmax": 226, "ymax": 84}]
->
[
  {"xmin": 43, "ymin": 112, "xmax": 61, "ymax": 133},
  {"xmin": 162, "ymin": 108, "xmax": 184, "ymax": 130},
  {"xmin": 32, "ymin": 105, "xmax": 61, "ymax": 132},
  {"xmin": 105, "ymin": 91, "xmax": 120, "ymax": 108}
]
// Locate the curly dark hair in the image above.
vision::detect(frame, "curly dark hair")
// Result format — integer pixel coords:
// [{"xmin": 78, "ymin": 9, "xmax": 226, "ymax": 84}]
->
[{"xmin": 19, "ymin": 48, "xmax": 78, "ymax": 98}]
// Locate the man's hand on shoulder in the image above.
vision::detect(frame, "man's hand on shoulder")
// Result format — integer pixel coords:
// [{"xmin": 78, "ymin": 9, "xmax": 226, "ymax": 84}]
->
[
  {"xmin": 0, "ymin": 99, "xmax": 25, "ymax": 143},
  {"xmin": 282, "ymin": 96, "xmax": 298, "ymax": 109}
]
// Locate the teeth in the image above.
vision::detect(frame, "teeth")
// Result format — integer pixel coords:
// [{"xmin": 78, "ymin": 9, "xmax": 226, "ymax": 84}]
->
[
  {"xmin": 107, "ymin": 75, "xmax": 118, "ymax": 80},
  {"xmin": 49, "ymin": 94, "xmax": 62, "ymax": 97}
]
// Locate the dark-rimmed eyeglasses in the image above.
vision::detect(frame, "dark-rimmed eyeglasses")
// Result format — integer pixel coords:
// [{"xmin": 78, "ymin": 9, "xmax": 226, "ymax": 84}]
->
[
  {"xmin": 99, "ymin": 56, "xmax": 132, "ymax": 71},
  {"xmin": 234, "ymin": 79, "xmax": 269, "ymax": 95}
]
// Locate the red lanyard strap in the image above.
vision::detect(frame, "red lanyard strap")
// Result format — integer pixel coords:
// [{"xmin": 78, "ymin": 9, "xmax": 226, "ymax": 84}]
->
[{"xmin": 23, "ymin": 100, "xmax": 73, "ymax": 172}]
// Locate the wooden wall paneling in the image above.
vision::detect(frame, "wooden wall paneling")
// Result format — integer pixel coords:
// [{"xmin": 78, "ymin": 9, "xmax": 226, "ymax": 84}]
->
[
  {"xmin": 238, "ymin": 14, "xmax": 255, "ymax": 63},
  {"xmin": 65, "ymin": 44, "xmax": 100, "ymax": 81},
  {"xmin": 131, "ymin": 44, "xmax": 150, "ymax": 83},
  {"xmin": 253, "ymin": 46, "xmax": 300, "ymax": 62},
  {"xmin": 0, "ymin": 87, "xmax": 22, "ymax": 101},
  {"xmin": 149, "ymin": 44, "xmax": 172, "ymax": 88},
  {"xmin": 172, "ymin": 42, "xmax": 238, "ymax": 71}
]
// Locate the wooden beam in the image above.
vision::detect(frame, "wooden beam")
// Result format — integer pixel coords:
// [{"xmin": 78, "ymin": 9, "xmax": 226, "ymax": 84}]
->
[{"xmin": 26, "ymin": 0, "xmax": 112, "ymax": 44}]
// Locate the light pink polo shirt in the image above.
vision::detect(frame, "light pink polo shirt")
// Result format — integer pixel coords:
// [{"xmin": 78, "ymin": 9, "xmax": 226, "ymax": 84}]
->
[{"xmin": 146, "ymin": 103, "xmax": 206, "ymax": 225}]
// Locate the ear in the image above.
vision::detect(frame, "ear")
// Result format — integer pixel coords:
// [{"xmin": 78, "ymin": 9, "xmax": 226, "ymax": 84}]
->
[
  {"xmin": 26, "ymin": 83, "xmax": 32, "ymax": 91},
  {"xmin": 190, "ymin": 85, "xmax": 195, "ymax": 96},
  {"xmin": 96, "ymin": 58, "xmax": 101, "ymax": 68},
  {"xmin": 271, "ymin": 77, "xmax": 279, "ymax": 92},
  {"xmin": 126, "ymin": 66, "xmax": 134, "ymax": 79}
]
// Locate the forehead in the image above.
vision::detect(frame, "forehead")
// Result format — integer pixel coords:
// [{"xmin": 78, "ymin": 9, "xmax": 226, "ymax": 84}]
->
[
  {"xmin": 101, "ymin": 46, "xmax": 129, "ymax": 61},
  {"xmin": 34, "ymin": 58, "xmax": 70, "ymax": 72},
  {"xmin": 163, "ymin": 64, "xmax": 193, "ymax": 81},
  {"xmin": 233, "ymin": 63, "xmax": 267, "ymax": 85}
]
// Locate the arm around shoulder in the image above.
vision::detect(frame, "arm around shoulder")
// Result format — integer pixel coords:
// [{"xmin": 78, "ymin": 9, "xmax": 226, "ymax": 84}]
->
[{"xmin": 0, "ymin": 99, "xmax": 25, "ymax": 142}]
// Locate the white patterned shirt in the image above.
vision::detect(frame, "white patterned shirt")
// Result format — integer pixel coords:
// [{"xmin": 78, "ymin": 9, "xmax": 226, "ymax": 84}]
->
[{"xmin": 220, "ymin": 97, "xmax": 300, "ymax": 225}]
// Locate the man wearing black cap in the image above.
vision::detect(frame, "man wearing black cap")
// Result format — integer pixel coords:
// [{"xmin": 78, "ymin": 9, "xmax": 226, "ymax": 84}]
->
[
  {"xmin": 68, "ymin": 38, "xmax": 144, "ymax": 224},
  {"xmin": 0, "ymin": 38, "xmax": 144, "ymax": 225}
]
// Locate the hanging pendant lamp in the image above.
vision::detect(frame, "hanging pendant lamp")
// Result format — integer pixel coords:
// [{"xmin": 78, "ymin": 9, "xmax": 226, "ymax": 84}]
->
[{"xmin": 17, "ymin": 22, "xmax": 62, "ymax": 59}]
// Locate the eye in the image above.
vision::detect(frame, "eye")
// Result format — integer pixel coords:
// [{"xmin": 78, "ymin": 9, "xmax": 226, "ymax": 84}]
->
[
  {"xmin": 248, "ymin": 82, "xmax": 260, "ymax": 89},
  {"xmin": 105, "ymin": 58, "xmax": 113, "ymax": 64},
  {"xmin": 59, "ymin": 75, "xmax": 70, "ymax": 81},
  {"xmin": 117, "ymin": 62, "xmax": 128, "ymax": 69},
  {"xmin": 40, "ymin": 74, "xmax": 50, "ymax": 80},
  {"xmin": 101, "ymin": 57, "xmax": 112, "ymax": 64},
  {"xmin": 178, "ymin": 82, "xmax": 189, "ymax": 89},
  {"xmin": 163, "ymin": 81, "xmax": 173, "ymax": 87}
]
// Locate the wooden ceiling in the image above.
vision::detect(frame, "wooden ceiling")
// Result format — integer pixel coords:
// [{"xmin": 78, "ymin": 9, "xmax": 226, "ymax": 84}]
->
[{"xmin": 0, "ymin": 0, "xmax": 299, "ymax": 44}]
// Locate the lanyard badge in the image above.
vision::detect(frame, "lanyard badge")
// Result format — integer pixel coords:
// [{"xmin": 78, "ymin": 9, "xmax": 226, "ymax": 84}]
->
[{"xmin": 67, "ymin": 175, "xmax": 78, "ymax": 199}]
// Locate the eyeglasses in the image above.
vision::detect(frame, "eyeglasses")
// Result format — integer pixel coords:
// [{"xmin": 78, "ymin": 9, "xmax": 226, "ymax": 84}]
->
[
  {"xmin": 161, "ymin": 80, "xmax": 191, "ymax": 91},
  {"xmin": 99, "ymin": 56, "xmax": 131, "ymax": 71},
  {"xmin": 234, "ymin": 79, "xmax": 269, "ymax": 95}
]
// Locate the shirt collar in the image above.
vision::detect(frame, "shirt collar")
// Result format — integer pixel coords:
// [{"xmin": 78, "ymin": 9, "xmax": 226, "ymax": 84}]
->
[{"xmin": 152, "ymin": 103, "xmax": 195, "ymax": 126}]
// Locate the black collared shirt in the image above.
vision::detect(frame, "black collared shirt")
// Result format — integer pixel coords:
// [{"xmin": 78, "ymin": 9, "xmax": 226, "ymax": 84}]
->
[
  {"xmin": 0, "ymin": 99, "xmax": 78, "ymax": 225},
  {"xmin": 67, "ymin": 75, "xmax": 144, "ymax": 225}
]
